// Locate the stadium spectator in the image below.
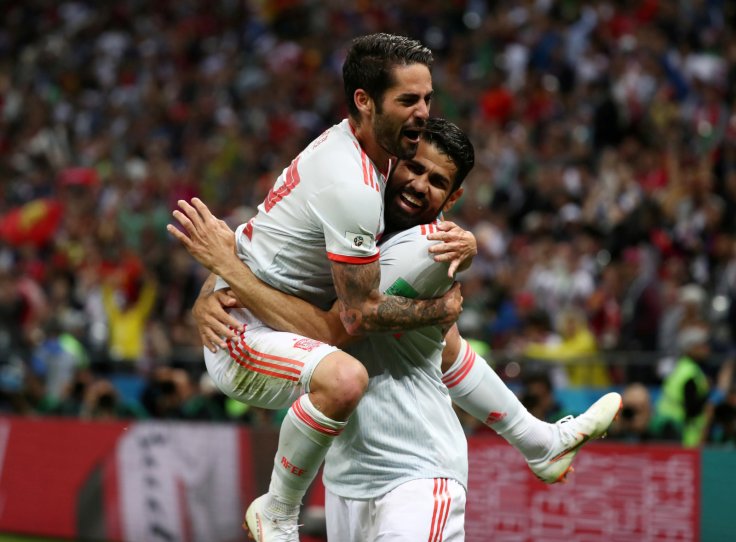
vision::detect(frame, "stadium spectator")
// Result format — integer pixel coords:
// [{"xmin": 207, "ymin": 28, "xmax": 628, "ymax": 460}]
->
[
  {"xmin": 655, "ymin": 324, "xmax": 716, "ymax": 447},
  {"xmin": 520, "ymin": 372, "xmax": 569, "ymax": 424},
  {"xmin": 0, "ymin": 0, "xmax": 734, "ymax": 426},
  {"xmin": 609, "ymin": 382, "xmax": 657, "ymax": 443},
  {"xmin": 523, "ymin": 307, "xmax": 611, "ymax": 387}
]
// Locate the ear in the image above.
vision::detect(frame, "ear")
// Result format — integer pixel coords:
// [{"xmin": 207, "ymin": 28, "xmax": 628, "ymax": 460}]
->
[
  {"xmin": 443, "ymin": 187, "xmax": 464, "ymax": 213},
  {"xmin": 354, "ymin": 89, "xmax": 373, "ymax": 118}
]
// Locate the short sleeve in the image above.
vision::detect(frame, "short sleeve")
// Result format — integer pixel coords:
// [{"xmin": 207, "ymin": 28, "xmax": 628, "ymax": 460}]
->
[
  {"xmin": 378, "ymin": 225, "xmax": 453, "ymax": 299},
  {"xmin": 307, "ymin": 177, "xmax": 383, "ymax": 265}
]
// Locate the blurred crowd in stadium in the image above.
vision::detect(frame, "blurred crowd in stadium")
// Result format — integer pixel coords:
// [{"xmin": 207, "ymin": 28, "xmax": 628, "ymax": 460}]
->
[{"xmin": 1, "ymin": 0, "xmax": 735, "ymax": 445}]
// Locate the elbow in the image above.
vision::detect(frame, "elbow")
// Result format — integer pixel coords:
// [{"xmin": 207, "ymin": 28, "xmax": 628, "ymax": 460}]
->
[
  {"xmin": 338, "ymin": 306, "xmax": 371, "ymax": 336},
  {"xmin": 341, "ymin": 316, "xmax": 368, "ymax": 336}
]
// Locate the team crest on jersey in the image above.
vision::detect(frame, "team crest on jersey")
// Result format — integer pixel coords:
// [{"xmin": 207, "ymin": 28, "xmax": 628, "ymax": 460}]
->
[
  {"xmin": 345, "ymin": 231, "xmax": 375, "ymax": 250},
  {"xmin": 293, "ymin": 338, "xmax": 324, "ymax": 352}
]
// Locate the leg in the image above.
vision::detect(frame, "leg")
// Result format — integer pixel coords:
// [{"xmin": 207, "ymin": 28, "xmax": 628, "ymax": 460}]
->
[
  {"xmin": 217, "ymin": 320, "xmax": 366, "ymax": 541},
  {"xmin": 264, "ymin": 350, "xmax": 367, "ymax": 515},
  {"xmin": 442, "ymin": 326, "xmax": 555, "ymax": 459},
  {"xmin": 325, "ymin": 487, "xmax": 372, "ymax": 542},
  {"xmin": 442, "ymin": 326, "xmax": 621, "ymax": 483}
]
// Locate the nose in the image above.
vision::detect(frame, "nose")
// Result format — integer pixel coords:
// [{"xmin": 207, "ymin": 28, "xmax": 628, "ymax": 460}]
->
[
  {"xmin": 410, "ymin": 174, "xmax": 430, "ymax": 195},
  {"xmin": 414, "ymin": 100, "xmax": 429, "ymax": 122}
]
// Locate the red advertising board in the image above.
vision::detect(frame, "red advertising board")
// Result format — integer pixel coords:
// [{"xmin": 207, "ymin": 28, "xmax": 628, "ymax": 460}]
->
[
  {"xmin": 0, "ymin": 417, "xmax": 258, "ymax": 541},
  {"xmin": 465, "ymin": 435, "xmax": 700, "ymax": 542},
  {"xmin": 0, "ymin": 417, "xmax": 701, "ymax": 541}
]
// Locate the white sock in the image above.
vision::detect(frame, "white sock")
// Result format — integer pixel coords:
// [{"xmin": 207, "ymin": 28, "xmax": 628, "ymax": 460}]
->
[
  {"xmin": 443, "ymin": 338, "xmax": 554, "ymax": 461},
  {"xmin": 267, "ymin": 394, "xmax": 347, "ymax": 517}
]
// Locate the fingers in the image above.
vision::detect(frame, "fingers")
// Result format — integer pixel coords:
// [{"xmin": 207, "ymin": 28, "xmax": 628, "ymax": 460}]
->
[
  {"xmin": 190, "ymin": 197, "xmax": 214, "ymax": 221},
  {"xmin": 435, "ymin": 220, "xmax": 457, "ymax": 231},
  {"xmin": 427, "ymin": 231, "xmax": 452, "ymax": 243},
  {"xmin": 200, "ymin": 331, "xmax": 218, "ymax": 353},
  {"xmin": 170, "ymin": 198, "xmax": 209, "ymax": 235},
  {"xmin": 218, "ymin": 292, "xmax": 239, "ymax": 307},
  {"xmin": 166, "ymin": 223, "xmax": 192, "ymax": 247},
  {"xmin": 431, "ymin": 249, "xmax": 461, "ymax": 260},
  {"xmin": 447, "ymin": 259, "xmax": 460, "ymax": 279},
  {"xmin": 176, "ymin": 199, "xmax": 204, "ymax": 229},
  {"xmin": 428, "ymin": 240, "xmax": 462, "ymax": 253},
  {"xmin": 198, "ymin": 317, "xmax": 237, "ymax": 352}
]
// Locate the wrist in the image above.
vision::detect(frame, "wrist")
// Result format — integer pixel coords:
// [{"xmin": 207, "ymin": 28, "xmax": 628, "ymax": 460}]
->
[{"xmin": 212, "ymin": 254, "xmax": 243, "ymax": 281}]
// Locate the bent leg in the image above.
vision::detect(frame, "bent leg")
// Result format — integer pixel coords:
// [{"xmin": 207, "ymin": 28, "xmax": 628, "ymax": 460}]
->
[
  {"xmin": 269, "ymin": 349, "xmax": 367, "ymax": 511},
  {"xmin": 209, "ymin": 313, "xmax": 367, "ymax": 536},
  {"xmin": 442, "ymin": 326, "xmax": 553, "ymax": 461}
]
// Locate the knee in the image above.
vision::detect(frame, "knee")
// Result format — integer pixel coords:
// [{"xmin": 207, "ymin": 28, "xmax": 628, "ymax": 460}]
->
[
  {"xmin": 331, "ymin": 358, "xmax": 368, "ymax": 409},
  {"xmin": 310, "ymin": 354, "xmax": 368, "ymax": 418}
]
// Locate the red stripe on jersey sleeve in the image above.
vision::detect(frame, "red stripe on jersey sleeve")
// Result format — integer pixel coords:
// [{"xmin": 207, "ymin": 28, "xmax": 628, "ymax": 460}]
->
[{"xmin": 327, "ymin": 251, "xmax": 380, "ymax": 264}]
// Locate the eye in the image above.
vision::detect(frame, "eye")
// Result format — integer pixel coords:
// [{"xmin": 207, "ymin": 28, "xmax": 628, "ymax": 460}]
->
[{"xmin": 430, "ymin": 175, "xmax": 449, "ymax": 189}]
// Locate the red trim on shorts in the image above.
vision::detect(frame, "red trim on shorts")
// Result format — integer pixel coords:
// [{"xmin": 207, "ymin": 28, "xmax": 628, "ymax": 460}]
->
[
  {"xmin": 234, "ymin": 328, "xmax": 305, "ymax": 367},
  {"xmin": 231, "ymin": 342, "xmax": 302, "ymax": 375},
  {"xmin": 428, "ymin": 478, "xmax": 451, "ymax": 542},
  {"xmin": 327, "ymin": 251, "xmax": 380, "ymax": 264},
  {"xmin": 442, "ymin": 345, "xmax": 476, "ymax": 389},
  {"xmin": 228, "ymin": 347, "xmax": 300, "ymax": 381},
  {"xmin": 225, "ymin": 325, "xmax": 306, "ymax": 381},
  {"xmin": 292, "ymin": 397, "xmax": 343, "ymax": 437},
  {"xmin": 437, "ymin": 480, "xmax": 452, "ymax": 541},
  {"xmin": 227, "ymin": 340, "xmax": 300, "ymax": 382}
]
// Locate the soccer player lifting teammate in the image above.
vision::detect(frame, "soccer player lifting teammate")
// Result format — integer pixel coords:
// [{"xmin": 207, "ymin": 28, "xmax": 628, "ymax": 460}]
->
[{"xmin": 170, "ymin": 33, "xmax": 468, "ymax": 540}]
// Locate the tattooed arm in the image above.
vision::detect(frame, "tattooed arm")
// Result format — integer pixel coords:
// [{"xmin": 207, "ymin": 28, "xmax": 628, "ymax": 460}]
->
[{"xmin": 332, "ymin": 259, "xmax": 462, "ymax": 335}]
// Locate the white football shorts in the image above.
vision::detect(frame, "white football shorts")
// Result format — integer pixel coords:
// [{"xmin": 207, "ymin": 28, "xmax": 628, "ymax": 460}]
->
[
  {"xmin": 326, "ymin": 477, "xmax": 466, "ymax": 541},
  {"xmin": 204, "ymin": 307, "xmax": 339, "ymax": 409}
]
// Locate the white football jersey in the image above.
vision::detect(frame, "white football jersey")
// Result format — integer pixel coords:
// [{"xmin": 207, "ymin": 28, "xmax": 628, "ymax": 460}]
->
[
  {"xmin": 323, "ymin": 222, "xmax": 469, "ymax": 499},
  {"xmin": 215, "ymin": 119, "xmax": 389, "ymax": 309}
]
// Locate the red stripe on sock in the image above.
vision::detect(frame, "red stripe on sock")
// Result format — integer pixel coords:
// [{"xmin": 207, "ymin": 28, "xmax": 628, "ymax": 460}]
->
[
  {"xmin": 292, "ymin": 397, "xmax": 343, "ymax": 437},
  {"xmin": 442, "ymin": 347, "xmax": 476, "ymax": 388}
]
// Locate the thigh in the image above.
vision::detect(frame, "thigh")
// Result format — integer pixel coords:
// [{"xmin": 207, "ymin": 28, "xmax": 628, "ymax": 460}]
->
[
  {"xmin": 325, "ymin": 488, "xmax": 372, "ymax": 542},
  {"xmin": 373, "ymin": 478, "xmax": 466, "ymax": 542},
  {"xmin": 204, "ymin": 308, "xmax": 339, "ymax": 409}
]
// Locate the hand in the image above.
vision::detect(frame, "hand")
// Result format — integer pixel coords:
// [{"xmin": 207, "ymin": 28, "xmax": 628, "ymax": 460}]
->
[
  {"xmin": 167, "ymin": 198, "xmax": 236, "ymax": 274},
  {"xmin": 193, "ymin": 288, "xmax": 242, "ymax": 352},
  {"xmin": 427, "ymin": 221, "xmax": 477, "ymax": 278}
]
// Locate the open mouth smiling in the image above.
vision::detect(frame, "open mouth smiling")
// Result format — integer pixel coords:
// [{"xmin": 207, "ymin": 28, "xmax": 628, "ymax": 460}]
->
[
  {"xmin": 399, "ymin": 191, "xmax": 423, "ymax": 209},
  {"xmin": 402, "ymin": 128, "xmax": 421, "ymax": 143}
]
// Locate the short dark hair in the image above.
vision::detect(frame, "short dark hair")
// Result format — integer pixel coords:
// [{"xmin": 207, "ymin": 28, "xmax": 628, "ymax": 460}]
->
[
  {"xmin": 343, "ymin": 33, "xmax": 433, "ymax": 119},
  {"xmin": 421, "ymin": 118, "xmax": 475, "ymax": 190}
]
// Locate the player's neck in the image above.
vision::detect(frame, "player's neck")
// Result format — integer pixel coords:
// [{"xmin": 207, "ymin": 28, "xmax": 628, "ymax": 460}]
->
[{"xmin": 349, "ymin": 118, "xmax": 393, "ymax": 175}]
